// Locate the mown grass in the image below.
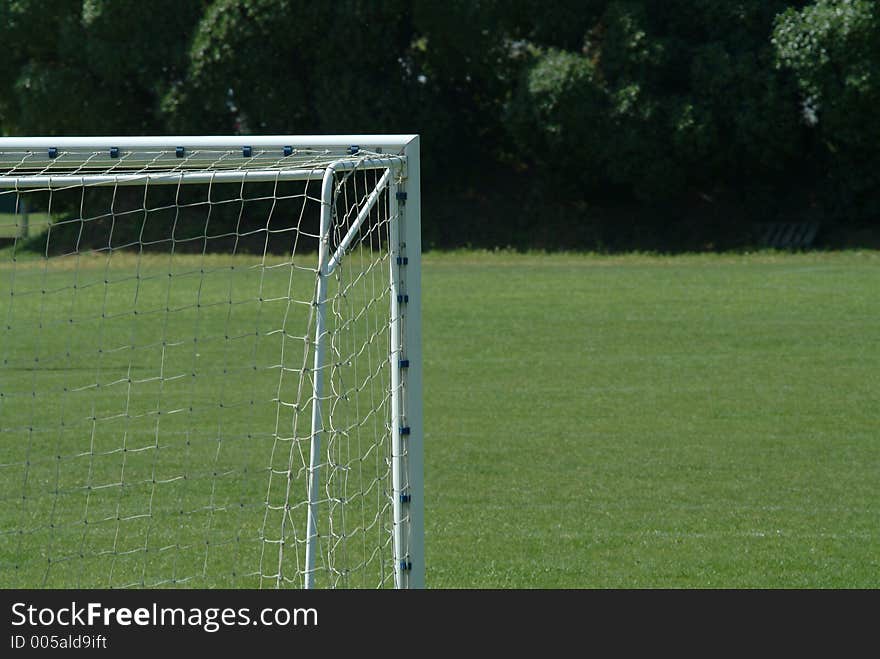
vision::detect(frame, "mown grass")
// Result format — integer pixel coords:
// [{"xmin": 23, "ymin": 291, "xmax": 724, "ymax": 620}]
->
[
  {"xmin": 0, "ymin": 247, "xmax": 392, "ymax": 589},
  {"xmin": 422, "ymin": 250, "xmax": 879, "ymax": 587},
  {"xmin": 0, "ymin": 212, "xmax": 53, "ymax": 240},
  {"xmin": 1, "ymin": 248, "xmax": 878, "ymax": 587}
]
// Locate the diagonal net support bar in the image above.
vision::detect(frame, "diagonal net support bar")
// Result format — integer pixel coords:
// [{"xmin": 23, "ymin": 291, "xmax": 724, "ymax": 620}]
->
[{"xmin": 325, "ymin": 167, "xmax": 393, "ymax": 276}]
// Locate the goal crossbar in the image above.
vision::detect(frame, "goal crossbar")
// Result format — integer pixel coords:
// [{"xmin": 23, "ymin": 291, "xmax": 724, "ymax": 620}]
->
[
  {"xmin": 0, "ymin": 135, "xmax": 418, "ymax": 152},
  {"xmin": 0, "ymin": 158, "xmax": 404, "ymax": 189}
]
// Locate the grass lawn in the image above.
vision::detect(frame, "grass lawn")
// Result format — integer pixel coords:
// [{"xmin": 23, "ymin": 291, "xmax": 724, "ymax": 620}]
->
[
  {"xmin": 1, "ymin": 248, "xmax": 878, "ymax": 587},
  {"xmin": 423, "ymin": 250, "xmax": 879, "ymax": 587},
  {"xmin": 0, "ymin": 211, "xmax": 53, "ymax": 240}
]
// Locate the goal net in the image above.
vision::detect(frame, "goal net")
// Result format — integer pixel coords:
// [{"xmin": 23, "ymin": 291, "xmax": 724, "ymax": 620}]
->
[{"xmin": 0, "ymin": 136, "xmax": 423, "ymax": 589}]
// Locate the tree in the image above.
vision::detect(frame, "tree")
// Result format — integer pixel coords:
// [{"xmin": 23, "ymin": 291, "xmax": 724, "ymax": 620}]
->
[
  {"xmin": 506, "ymin": 1, "xmax": 806, "ymax": 210},
  {"xmin": 774, "ymin": 0, "xmax": 880, "ymax": 222},
  {"xmin": 163, "ymin": 0, "xmax": 415, "ymax": 135},
  {"xmin": 2, "ymin": 0, "xmax": 871, "ymax": 249},
  {"xmin": 0, "ymin": 0, "xmax": 203, "ymax": 135}
]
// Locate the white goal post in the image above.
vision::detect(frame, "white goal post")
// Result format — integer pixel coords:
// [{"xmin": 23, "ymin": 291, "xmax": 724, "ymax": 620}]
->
[{"xmin": 0, "ymin": 135, "xmax": 423, "ymax": 589}]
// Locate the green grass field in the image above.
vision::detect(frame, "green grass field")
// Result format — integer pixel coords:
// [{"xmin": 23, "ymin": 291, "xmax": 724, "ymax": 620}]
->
[
  {"xmin": 2, "ymin": 248, "xmax": 879, "ymax": 588},
  {"xmin": 424, "ymin": 250, "xmax": 880, "ymax": 588},
  {"xmin": 0, "ymin": 212, "xmax": 53, "ymax": 240}
]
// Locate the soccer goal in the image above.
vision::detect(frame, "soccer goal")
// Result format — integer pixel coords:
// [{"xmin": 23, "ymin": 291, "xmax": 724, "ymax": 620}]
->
[{"xmin": 0, "ymin": 135, "xmax": 423, "ymax": 589}]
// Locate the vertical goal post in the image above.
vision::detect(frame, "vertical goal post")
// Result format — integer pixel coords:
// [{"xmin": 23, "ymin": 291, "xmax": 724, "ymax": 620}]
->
[{"xmin": 0, "ymin": 135, "xmax": 423, "ymax": 589}]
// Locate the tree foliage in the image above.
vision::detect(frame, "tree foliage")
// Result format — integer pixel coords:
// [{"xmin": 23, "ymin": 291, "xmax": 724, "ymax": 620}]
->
[
  {"xmin": 774, "ymin": 0, "xmax": 880, "ymax": 220},
  {"xmin": 505, "ymin": 1, "xmax": 806, "ymax": 207},
  {"xmin": 0, "ymin": 0, "xmax": 202, "ymax": 135},
  {"xmin": 0, "ymin": 0, "xmax": 877, "ymax": 248},
  {"xmin": 163, "ymin": 0, "xmax": 415, "ymax": 135}
]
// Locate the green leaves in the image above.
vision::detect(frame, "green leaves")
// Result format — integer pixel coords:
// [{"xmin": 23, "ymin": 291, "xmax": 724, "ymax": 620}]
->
[
  {"xmin": 0, "ymin": 1, "xmax": 877, "ymax": 245},
  {"xmin": 774, "ymin": 1, "xmax": 880, "ymax": 220},
  {"xmin": 504, "ymin": 1, "xmax": 804, "ymax": 207},
  {"xmin": 0, "ymin": 0, "xmax": 202, "ymax": 136},
  {"xmin": 774, "ymin": 0, "xmax": 877, "ymax": 99},
  {"xmin": 164, "ymin": 0, "xmax": 414, "ymax": 134}
]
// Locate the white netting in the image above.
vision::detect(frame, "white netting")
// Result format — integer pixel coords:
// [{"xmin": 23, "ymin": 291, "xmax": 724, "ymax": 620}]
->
[{"xmin": 0, "ymin": 144, "xmax": 404, "ymax": 588}]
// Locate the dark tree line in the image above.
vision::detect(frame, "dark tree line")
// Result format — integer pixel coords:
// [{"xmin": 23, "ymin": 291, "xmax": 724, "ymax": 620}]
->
[{"xmin": 1, "ymin": 0, "xmax": 877, "ymax": 250}]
